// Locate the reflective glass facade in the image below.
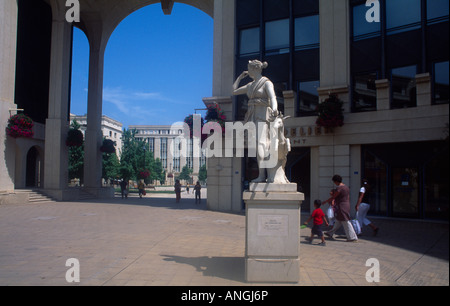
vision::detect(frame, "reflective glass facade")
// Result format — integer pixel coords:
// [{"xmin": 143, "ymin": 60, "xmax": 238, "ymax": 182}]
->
[{"xmin": 235, "ymin": 0, "xmax": 449, "ymax": 220}]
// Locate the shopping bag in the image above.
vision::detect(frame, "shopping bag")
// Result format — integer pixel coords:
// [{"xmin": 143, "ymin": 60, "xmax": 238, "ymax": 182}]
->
[
  {"xmin": 351, "ymin": 219, "xmax": 362, "ymax": 235},
  {"xmin": 327, "ymin": 207, "xmax": 334, "ymax": 219}
]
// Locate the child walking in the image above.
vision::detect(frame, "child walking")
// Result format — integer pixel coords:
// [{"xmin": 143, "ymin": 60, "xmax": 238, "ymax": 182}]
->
[{"xmin": 303, "ymin": 200, "xmax": 329, "ymax": 246}]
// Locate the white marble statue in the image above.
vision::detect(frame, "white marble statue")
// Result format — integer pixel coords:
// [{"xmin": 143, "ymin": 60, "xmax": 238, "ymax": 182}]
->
[
  {"xmin": 232, "ymin": 60, "xmax": 291, "ymax": 184},
  {"xmin": 267, "ymin": 113, "xmax": 291, "ymax": 184}
]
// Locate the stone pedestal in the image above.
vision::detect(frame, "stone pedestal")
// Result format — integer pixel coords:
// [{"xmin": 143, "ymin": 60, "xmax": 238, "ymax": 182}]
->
[{"xmin": 243, "ymin": 183, "xmax": 304, "ymax": 283}]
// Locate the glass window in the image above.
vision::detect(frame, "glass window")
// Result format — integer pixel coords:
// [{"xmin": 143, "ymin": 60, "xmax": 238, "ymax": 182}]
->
[
  {"xmin": 295, "ymin": 15, "xmax": 319, "ymax": 50},
  {"xmin": 265, "ymin": 19, "xmax": 289, "ymax": 52},
  {"xmin": 173, "ymin": 137, "xmax": 181, "ymax": 172},
  {"xmin": 434, "ymin": 61, "xmax": 449, "ymax": 104},
  {"xmin": 160, "ymin": 138, "xmax": 168, "ymax": 169},
  {"xmin": 386, "ymin": 0, "xmax": 421, "ymax": 34},
  {"xmin": 353, "ymin": 72, "xmax": 377, "ymax": 112},
  {"xmin": 239, "ymin": 27, "xmax": 260, "ymax": 56},
  {"xmin": 264, "ymin": 0, "xmax": 289, "ymax": 21},
  {"xmin": 148, "ymin": 138, "xmax": 155, "ymax": 153},
  {"xmin": 427, "ymin": 0, "xmax": 449, "ymax": 22},
  {"xmin": 187, "ymin": 139, "xmax": 194, "ymax": 169},
  {"xmin": 297, "ymin": 80, "xmax": 319, "ymax": 115},
  {"xmin": 352, "ymin": 3, "xmax": 381, "ymax": 40},
  {"xmin": 391, "ymin": 65, "xmax": 417, "ymax": 109}
]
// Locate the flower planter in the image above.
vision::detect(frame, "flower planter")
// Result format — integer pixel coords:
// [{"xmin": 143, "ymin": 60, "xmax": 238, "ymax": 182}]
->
[
  {"xmin": 5, "ymin": 114, "xmax": 34, "ymax": 139},
  {"xmin": 66, "ymin": 129, "xmax": 84, "ymax": 147},
  {"xmin": 316, "ymin": 94, "xmax": 344, "ymax": 132},
  {"xmin": 100, "ymin": 139, "xmax": 116, "ymax": 154}
]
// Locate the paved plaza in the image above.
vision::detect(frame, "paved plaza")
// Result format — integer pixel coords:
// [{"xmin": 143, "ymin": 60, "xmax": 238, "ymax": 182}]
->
[{"xmin": 0, "ymin": 190, "xmax": 448, "ymax": 287}]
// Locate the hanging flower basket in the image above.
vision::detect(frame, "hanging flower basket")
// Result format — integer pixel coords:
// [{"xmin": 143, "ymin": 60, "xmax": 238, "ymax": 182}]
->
[
  {"xmin": 138, "ymin": 169, "xmax": 151, "ymax": 180},
  {"xmin": 100, "ymin": 139, "xmax": 116, "ymax": 154},
  {"xmin": 66, "ymin": 128, "xmax": 84, "ymax": 147},
  {"xmin": 205, "ymin": 103, "xmax": 226, "ymax": 134},
  {"xmin": 5, "ymin": 114, "xmax": 34, "ymax": 139},
  {"xmin": 316, "ymin": 94, "xmax": 344, "ymax": 132},
  {"xmin": 184, "ymin": 114, "xmax": 204, "ymax": 138}
]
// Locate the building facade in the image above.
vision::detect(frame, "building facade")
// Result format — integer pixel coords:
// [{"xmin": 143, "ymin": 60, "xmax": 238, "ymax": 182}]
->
[
  {"xmin": 129, "ymin": 125, "xmax": 207, "ymax": 183},
  {"xmin": 70, "ymin": 114, "xmax": 124, "ymax": 156},
  {"xmin": 226, "ymin": 0, "xmax": 449, "ymax": 220}
]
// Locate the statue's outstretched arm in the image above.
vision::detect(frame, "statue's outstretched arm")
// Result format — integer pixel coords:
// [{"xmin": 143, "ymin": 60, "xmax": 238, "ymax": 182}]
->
[{"xmin": 233, "ymin": 71, "xmax": 250, "ymax": 96}]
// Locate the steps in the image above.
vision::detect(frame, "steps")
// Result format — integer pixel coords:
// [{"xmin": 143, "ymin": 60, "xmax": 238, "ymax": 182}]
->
[
  {"xmin": 77, "ymin": 189, "xmax": 97, "ymax": 201},
  {"xmin": 14, "ymin": 189, "xmax": 56, "ymax": 204}
]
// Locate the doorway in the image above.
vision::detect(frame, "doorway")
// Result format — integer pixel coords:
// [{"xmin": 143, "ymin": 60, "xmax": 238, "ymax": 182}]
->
[
  {"xmin": 286, "ymin": 148, "xmax": 311, "ymax": 212},
  {"xmin": 26, "ymin": 147, "xmax": 41, "ymax": 188}
]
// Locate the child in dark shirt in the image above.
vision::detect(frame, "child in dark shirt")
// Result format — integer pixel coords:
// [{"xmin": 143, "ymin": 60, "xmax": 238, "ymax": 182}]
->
[{"xmin": 303, "ymin": 200, "xmax": 329, "ymax": 246}]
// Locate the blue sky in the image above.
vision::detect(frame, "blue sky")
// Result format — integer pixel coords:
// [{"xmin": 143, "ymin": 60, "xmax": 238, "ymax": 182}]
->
[{"xmin": 70, "ymin": 3, "xmax": 213, "ymax": 129}]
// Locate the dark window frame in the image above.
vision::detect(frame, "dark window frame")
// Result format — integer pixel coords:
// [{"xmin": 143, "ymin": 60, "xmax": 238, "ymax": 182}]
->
[{"xmin": 350, "ymin": 0, "xmax": 449, "ymax": 112}]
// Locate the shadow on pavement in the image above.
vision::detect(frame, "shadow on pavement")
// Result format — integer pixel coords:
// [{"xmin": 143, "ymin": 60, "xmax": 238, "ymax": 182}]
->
[{"xmin": 161, "ymin": 254, "xmax": 245, "ymax": 283}]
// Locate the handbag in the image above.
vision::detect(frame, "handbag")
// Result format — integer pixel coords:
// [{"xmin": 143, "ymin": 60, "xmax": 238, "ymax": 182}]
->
[
  {"xmin": 350, "ymin": 219, "xmax": 362, "ymax": 235},
  {"xmin": 327, "ymin": 206, "xmax": 335, "ymax": 219}
]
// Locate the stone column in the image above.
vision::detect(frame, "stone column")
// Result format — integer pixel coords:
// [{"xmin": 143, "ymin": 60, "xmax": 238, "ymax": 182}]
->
[
  {"xmin": 167, "ymin": 137, "xmax": 174, "ymax": 172},
  {"xmin": 203, "ymin": 96, "xmax": 243, "ymax": 213},
  {"xmin": 154, "ymin": 138, "xmax": 161, "ymax": 160},
  {"xmin": 318, "ymin": 145, "xmax": 351, "ymax": 210},
  {"xmin": 283, "ymin": 90, "xmax": 297, "ymax": 118},
  {"xmin": 416, "ymin": 73, "xmax": 432, "ymax": 107},
  {"xmin": 83, "ymin": 45, "xmax": 105, "ymax": 190},
  {"xmin": 212, "ymin": 0, "xmax": 235, "ymax": 97},
  {"xmin": 243, "ymin": 183, "xmax": 303, "ymax": 283},
  {"xmin": 0, "ymin": 0, "xmax": 18, "ymax": 193},
  {"xmin": 375, "ymin": 79, "xmax": 390, "ymax": 110},
  {"xmin": 319, "ymin": 0, "xmax": 350, "ymax": 89},
  {"xmin": 43, "ymin": 11, "xmax": 73, "ymax": 199}
]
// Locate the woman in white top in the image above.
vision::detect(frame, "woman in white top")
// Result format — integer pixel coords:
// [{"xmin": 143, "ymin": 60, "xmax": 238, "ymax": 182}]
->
[{"xmin": 356, "ymin": 179, "xmax": 379, "ymax": 236}]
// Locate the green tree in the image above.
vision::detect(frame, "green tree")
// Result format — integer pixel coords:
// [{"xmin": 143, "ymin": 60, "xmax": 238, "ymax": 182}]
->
[
  {"xmin": 68, "ymin": 120, "xmax": 84, "ymax": 184},
  {"xmin": 102, "ymin": 151, "xmax": 120, "ymax": 182},
  {"xmin": 119, "ymin": 129, "xmax": 142, "ymax": 180},
  {"xmin": 178, "ymin": 165, "xmax": 193, "ymax": 183},
  {"xmin": 198, "ymin": 164, "xmax": 207, "ymax": 184},
  {"xmin": 150, "ymin": 158, "xmax": 165, "ymax": 184},
  {"xmin": 119, "ymin": 129, "xmax": 165, "ymax": 183}
]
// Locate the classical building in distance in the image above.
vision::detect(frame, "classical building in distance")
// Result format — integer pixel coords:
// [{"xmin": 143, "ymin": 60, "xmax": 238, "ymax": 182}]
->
[
  {"xmin": 70, "ymin": 114, "xmax": 123, "ymax": 156},
  {"xmin": 129, "ymin": 125, "xmax": 207, "ymax": 183}
]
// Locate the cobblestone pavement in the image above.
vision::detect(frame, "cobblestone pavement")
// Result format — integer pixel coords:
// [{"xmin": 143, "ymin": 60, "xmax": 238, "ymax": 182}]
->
[{"xmin": 0, "ymin": 191, "xmax": 448, "ymax": 287}]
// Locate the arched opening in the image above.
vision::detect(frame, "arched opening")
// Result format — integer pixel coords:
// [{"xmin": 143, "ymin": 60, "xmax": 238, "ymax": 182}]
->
[
  {"xmin": 70, "ymin": 28, "xmax": 90, "ymax": 118},
  {"xmin": 69, "ymin": 2, "xmax": 213, "ymax": 187},
  {"xmin": 26, "ymin": 146, "xmax": 42, "ymax": 188},
  {"xmin": 103, "ymin": 3, "xmax": 213, "ymax": 127}
]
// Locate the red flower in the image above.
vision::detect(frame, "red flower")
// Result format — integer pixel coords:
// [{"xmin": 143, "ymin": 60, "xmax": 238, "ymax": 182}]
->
[{"xmin": 6, "ymin": 114, "xmax": 34, "ymax": 139}]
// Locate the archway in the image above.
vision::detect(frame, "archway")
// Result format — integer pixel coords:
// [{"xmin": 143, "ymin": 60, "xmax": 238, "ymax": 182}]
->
[
  {"xmin": 41, "ymin": 0, "xmax": 236, "ymax": 202},
  {"xmin": 71, "ymin": 2, "xmax": 213, "ymax": 190},
  {"xmin": 26, "ymin": 146, "xmax": 42, "ymax": 188}
]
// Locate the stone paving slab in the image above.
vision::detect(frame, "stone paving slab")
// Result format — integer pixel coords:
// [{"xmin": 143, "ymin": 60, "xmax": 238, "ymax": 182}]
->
[{"xmin": 0, "ymin": 193, "xmax": 448, "ymax": 287}]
